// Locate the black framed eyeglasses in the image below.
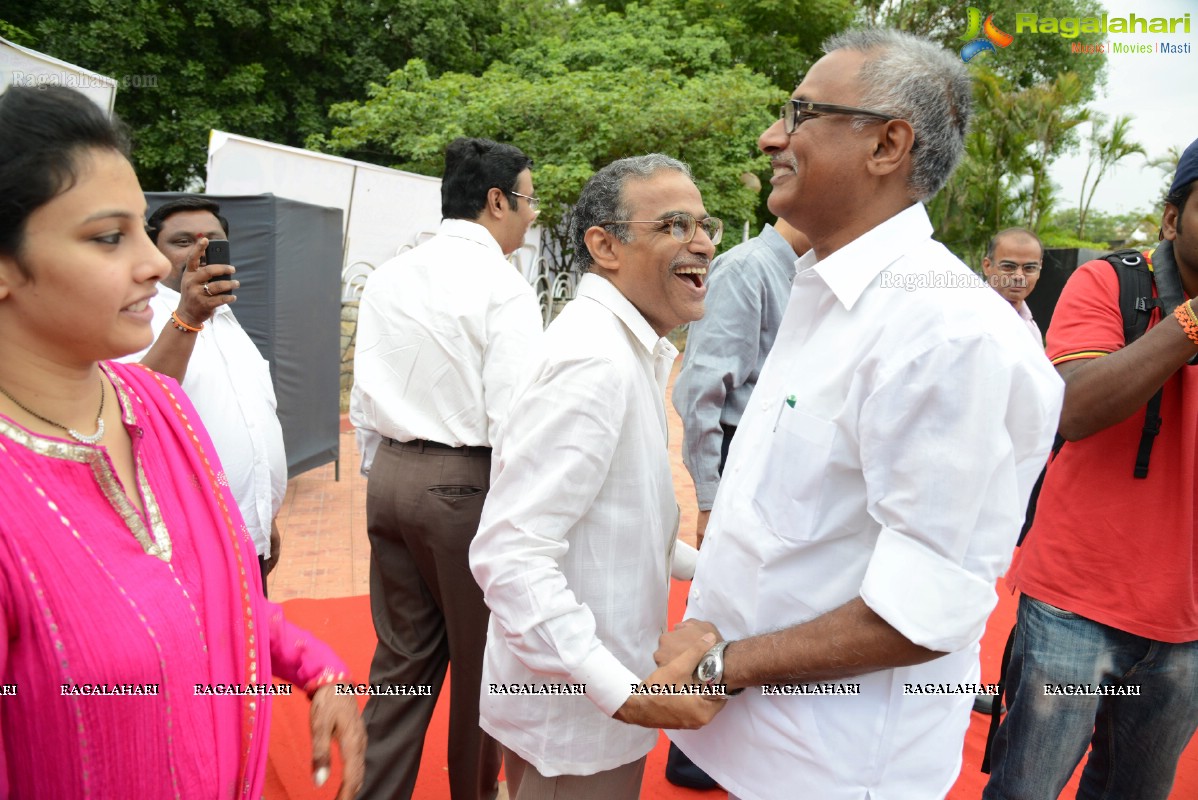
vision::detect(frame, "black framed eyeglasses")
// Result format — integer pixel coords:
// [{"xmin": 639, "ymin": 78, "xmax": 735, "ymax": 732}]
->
[
  {"xmin": 782, "ymin": 99, "xmax": 900, "ymax": 135},
  {"xmin": 508, "ymin": 190, "xmax": 540, "ymax": 212},
  {"xmin": 599, "ymin": 213, "xmax": 724, "ymax": 246}
]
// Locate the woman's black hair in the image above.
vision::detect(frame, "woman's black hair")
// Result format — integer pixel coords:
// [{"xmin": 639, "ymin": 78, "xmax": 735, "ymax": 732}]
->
[{"xmin": 0, "ymin": 85, "xmax": 132, "ymax": 268}]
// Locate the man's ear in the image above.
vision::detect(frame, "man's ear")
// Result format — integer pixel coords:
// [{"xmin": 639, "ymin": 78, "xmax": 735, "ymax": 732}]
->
[
  {"xmin": 981, "ymin": 256, "xmax": 993, "ymax": 275},
  {"xmin": 1162, "ymin": 202, "xmax": 1179, "ymax": 241},
  {"xmin": 865, "ymin": 119, "xmax": 916, "ymax": 178},
  {"xmin": 486, "ymin": 187, "xmax": 509, "ymax": 220},
  {"xmin": 583, "ymin": 226, "xmax": 621, "ymax": 272},
  {"xmin": 0, "ymin": 254, "xmax": 23, "ymax": 301}
]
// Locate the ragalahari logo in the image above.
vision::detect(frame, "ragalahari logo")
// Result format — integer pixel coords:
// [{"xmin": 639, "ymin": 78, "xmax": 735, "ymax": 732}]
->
[{"xmin": 959, "ymin": 7, "xmax": 1015, "ymax": 62}]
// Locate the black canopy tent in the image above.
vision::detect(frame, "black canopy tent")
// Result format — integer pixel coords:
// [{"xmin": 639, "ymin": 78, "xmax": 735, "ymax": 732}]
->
[{"xmin": 145, "ymin": 192, "xmax": 343, "ymax": 479}]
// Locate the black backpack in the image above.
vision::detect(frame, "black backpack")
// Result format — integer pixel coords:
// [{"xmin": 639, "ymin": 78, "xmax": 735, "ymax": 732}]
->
[
  {"xmin": 982, "ymin": 240, "xmax": 1186, "ymax": 773},
  {"xmin": 1105, "ymin": 240, "xmax": 1188, "ymax": 480}
]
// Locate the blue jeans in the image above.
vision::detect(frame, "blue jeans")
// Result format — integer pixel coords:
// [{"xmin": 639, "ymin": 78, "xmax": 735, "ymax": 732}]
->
[{"xmin": 983, "ymin": 594, "xmax": 1198, "ymax": 800}]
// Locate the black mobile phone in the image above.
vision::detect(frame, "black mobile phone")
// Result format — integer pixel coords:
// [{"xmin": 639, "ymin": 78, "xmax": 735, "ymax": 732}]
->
[{"xmin": 202, "ymin": 240, "xmax": 233, "ymax": 295}]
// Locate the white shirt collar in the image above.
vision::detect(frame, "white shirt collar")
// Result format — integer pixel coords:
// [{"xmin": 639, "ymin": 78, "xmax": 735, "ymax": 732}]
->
[
  {"xmin": 575, "ymin": 273, "xmax": 673, "ymax": 357},
  {"xmin": 808, "ymin": 203, "xmax": 933, "ymax": 311},
  {"xmin": 439, "ymin": 217, "xmax": 504, "ymax": 256}
]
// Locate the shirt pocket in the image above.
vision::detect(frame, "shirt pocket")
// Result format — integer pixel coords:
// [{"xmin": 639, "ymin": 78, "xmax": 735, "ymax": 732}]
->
[{"xmin": 750, "ymin": 406, "xmax": 836, "ymax": 542}]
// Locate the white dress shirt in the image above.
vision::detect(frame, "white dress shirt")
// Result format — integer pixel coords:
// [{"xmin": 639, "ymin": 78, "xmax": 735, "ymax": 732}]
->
[
  {"xmin": 670, "ymin": 204, "xmax": 1063, "ymax": 800},
  {"xmin": 470, "ymin": 273, "xmax": 698, "ymax": 777},
  {"xmin": 127, "ymin": 285, "xmax": 287, "ymax": 557},
  {"xmin": 1017, "ymin": 299, "xmax": 1043, "ymax": 343},
  {"xmin": 350, "ymin": 218, "xmax": 541, "ymax": 473}
]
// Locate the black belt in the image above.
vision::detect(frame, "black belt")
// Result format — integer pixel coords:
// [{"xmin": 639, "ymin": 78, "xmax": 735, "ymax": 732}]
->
[{"xmin": 384, "ymin": 437, "xmax": 491, "ymax": 456}]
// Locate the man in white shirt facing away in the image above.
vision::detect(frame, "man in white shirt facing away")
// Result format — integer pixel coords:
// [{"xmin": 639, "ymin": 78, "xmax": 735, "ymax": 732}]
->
[
  {"xmin": 132, "ymin": 197, "xmax": 286, "ymax": 592},
  {"xmin": 470, "ymin": 154, "xmax": 726, "ymax": 800},
  {"xmin": 350, "ymin": 137, "xmax": 542, "ymax": 800},
  {"xmin": 982, "ymin": 227, "xmax": 1045, "ymax": 343},
  {"xmin": 662, "ymin": 30, "xmax": 1064, "ymax": 800}
]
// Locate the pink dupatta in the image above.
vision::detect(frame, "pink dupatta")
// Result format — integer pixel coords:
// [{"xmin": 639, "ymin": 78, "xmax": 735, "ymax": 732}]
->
[
  {"xmin": 0, "ymin": 362, "xmax": 347, "ymax": 798},
  {"xmin": 123, "ymin": 361, "xmax": 273, "ymax": 797}
]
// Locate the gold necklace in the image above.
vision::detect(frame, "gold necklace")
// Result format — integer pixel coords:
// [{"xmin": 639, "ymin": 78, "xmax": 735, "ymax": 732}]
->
[{"xmin": 0, "ymin": 375, "xmax": 106, "ymax": 443}]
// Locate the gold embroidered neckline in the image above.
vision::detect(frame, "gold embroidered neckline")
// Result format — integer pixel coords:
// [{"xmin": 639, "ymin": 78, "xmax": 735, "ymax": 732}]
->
[{"xmin": 0, "ymin": 365, "xmax": 172, "ymax": 562}]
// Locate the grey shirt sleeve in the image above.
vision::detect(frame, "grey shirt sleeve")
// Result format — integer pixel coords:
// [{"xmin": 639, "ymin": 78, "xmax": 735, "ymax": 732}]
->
[{"xmin": 673, "ymin": 245, "xmax": 773, "ymax": 509}]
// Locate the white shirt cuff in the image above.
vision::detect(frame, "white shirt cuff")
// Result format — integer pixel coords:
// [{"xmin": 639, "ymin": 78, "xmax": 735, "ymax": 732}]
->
[
  {"xmin": 573, "ymin": 645, "xmax": 641, "ymax": 717},
  {"xmin": 671, "ymin": 541, "xmax": 698, "ymax": 580},
  {"xmin": 356, "ymin": 428, "xmax": 381, "ymax": 476},
  {"xmin": 860, "ymin": 526, "xmax": 997, "ymax": 653}
]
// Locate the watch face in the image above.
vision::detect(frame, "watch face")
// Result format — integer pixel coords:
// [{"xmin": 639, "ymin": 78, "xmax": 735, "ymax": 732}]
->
[{"xmin": 696, "ymin": 655, "xmax": 718, "ymax": 683}]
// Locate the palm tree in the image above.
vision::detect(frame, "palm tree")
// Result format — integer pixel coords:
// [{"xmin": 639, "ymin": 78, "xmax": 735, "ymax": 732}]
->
[
  {"xmin": 1024, "ymin": 71, "xmax": 1088, "ymax": 231},
  {"xmin": 1077, "ymin": 114, "xmax": 1146, "ymax": 239}
]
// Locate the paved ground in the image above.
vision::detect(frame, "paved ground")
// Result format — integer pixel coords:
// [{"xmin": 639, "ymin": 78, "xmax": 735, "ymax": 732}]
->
[{"xmin": 269, "ymin": 364, "xmax": 700, "ymax": 601}]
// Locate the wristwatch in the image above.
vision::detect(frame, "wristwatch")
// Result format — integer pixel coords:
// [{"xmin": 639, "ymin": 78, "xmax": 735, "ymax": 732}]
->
[{"xmin": 694, "ymin": 640, "xmax": 743, "ymax": 695}]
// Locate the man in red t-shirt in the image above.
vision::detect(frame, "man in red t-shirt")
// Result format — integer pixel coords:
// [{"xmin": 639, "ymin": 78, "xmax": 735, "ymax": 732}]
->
[{"xmin": 984, "ymin": 139, "xmax": 1198, "ymax": 799}]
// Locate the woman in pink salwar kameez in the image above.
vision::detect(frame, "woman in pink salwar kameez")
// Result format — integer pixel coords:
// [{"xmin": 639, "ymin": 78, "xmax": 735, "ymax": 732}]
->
[{"xmin": 0, "ymin": 86, "xmax": 365, "ymax": 799}]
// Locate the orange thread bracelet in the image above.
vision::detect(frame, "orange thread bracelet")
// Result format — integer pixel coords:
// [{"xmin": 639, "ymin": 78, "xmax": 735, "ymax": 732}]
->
[
  {"xmin": 1173, "ymin": 303, "xmax": 1198, "ymax": 347},
  {"xmin": 170, "ymin": 311, "xmax": 203, "ymax": 333},
  {"xmin": 1185, "ymin": 299, "xmax": 1198, "ymax": 329}
]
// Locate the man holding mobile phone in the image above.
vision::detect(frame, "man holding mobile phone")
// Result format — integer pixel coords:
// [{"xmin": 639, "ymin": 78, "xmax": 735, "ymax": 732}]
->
[{"xmin": 129, "ymin": 196, "xmax": 288, "ymax": 593}]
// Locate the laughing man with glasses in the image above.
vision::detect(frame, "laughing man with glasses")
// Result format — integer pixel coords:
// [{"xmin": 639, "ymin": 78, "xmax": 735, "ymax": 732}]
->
[{"xmin": 471, "ymin": 154, "xmax": 723, "ymax": 800}]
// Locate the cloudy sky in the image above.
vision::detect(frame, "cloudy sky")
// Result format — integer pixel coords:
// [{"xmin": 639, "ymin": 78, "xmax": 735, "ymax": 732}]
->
[{"xmin": 1044, "ymin": 0, "xmax": 1196, "ymax": 216}]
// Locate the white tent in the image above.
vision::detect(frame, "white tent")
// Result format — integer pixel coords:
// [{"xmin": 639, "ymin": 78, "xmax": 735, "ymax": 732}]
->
[
  {"xmin": 206, "ymin": 131, "xmax": 543, "ymax": 299},
  {"xmin": 0, "ymin": 36, "xmax": 117, "ymax": 114}
]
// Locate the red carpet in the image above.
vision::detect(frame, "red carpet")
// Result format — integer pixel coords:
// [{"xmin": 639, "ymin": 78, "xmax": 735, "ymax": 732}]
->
[{"xmin": 266, "ymin": 585, "xmax": 1197, "ymax": 799}]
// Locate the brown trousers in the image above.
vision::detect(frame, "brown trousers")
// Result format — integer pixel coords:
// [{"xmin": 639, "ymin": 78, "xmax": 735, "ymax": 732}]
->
[
  {"xmin": 357, "ymin": 439, "xmax": 501, "ymax": 800},
  {"xmin": 501, "ymin": 747, "xmax": 647, "ymax": 800}
]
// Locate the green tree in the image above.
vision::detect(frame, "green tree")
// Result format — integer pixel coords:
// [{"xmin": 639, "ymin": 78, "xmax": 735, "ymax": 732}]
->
[
  {"xmin": 1076, "ymin": 114, "xmax": 1146, "ymax": 239},
  {"xmin": 314, "ymin": 2, "xmax": 779, "ymax": 271},
  {"xmin": 861, "ymin": 0, "xmax": 1107, "ymax": 261},
  {"xmin": 7, "ymin": 0, "xmax": 545, "ymax": 189},
  {"xmin": 1148, "ymin": 144, "xmax": 1183, "ymax": 206},
  {"xmin": 1047, "ymin": 207, "xmax": 1158, "ymax": 249},
  {"xmin": 581, "ymin": 0, "xmax": 855, "ymax": 89},
  {"xmin": 858, "ymin": 0, "xmax": 1106, "ymax": 99},
  {"xmin": 1022, "ymin": 72, "xmax": 1090, "ymax": 230}
]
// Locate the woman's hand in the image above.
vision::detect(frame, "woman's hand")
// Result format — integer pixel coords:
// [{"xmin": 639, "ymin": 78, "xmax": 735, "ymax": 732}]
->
[{"xmin": 309, "ymin": 684, "xmax": 367, "ymax": 799}]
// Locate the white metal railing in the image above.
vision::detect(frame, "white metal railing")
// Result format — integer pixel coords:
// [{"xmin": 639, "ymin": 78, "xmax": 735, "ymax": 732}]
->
[{"xmin": 341, "ymin": 260, "xmax": 375, "ymax": 302}]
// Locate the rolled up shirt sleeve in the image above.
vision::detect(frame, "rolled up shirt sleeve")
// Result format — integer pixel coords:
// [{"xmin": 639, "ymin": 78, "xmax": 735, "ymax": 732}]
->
[
  {"xmin": 858, "ymin": 334, "xmax": 1062, "ymax": 653},
  {"xmin": 470, "ymin": 356, "xmax": 642, "ymax": 717},
  {"xmin": 861, "ymin": 528, "xmax": 999, "ymax": 652}
]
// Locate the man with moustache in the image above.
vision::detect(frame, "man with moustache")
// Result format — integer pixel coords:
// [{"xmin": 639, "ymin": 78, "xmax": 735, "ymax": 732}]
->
[
  {"xmin": 663, "ymin": 30, "xmax": 1063, "ymax": 799},
  {"xmin": 470, "ymin": 154, "xmax": 725, "ymax": 799},
  {"xmin": 981, "ymin": 227, "xmax": 1045, "ymax": 342},
  {"xmin": 132, "ymin": 197, "xmax": 287, "ymax": 591}
]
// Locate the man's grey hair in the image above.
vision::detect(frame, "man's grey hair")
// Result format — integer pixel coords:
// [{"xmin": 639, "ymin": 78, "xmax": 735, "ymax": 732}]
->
[
  {"xmin": 823, "ymin": 29, "xmax": 972, "ymax": 202},
  {"xmin": 571, "ymin": 154, "xmax": 692, "ymax": 271}
]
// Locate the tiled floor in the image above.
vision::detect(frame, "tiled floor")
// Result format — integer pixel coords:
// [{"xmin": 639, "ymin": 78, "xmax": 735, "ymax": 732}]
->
[{"xmin": 269, "ymin": 364, "xmax": 700, "ymax": 601}]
